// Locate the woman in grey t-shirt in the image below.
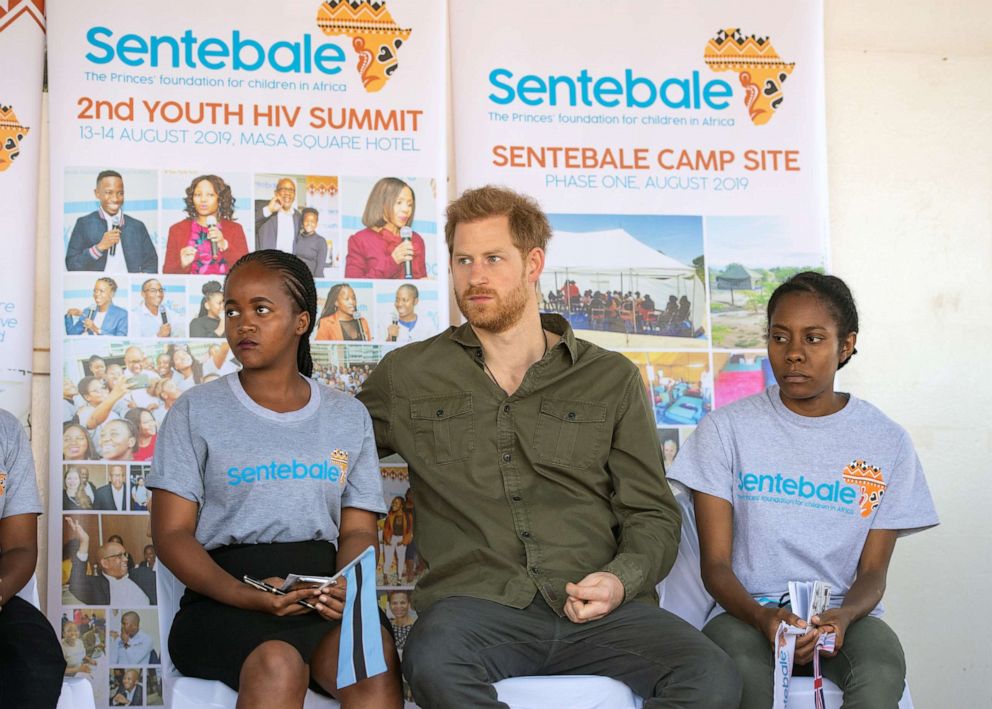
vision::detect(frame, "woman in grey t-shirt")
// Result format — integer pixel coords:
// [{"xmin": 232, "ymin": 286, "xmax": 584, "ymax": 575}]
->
[
  {"xmin": 669, "ymin": 272, "xmax": 938, "ymax": 708},
  {"xmin": 148, "ymin": 251, "xmax": 402, "ymax": 707}
]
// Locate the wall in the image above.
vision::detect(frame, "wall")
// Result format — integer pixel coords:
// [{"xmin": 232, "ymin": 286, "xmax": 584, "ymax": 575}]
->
[
  {"xmin": 824, "ymin": 2, "xmax": 991, "ymax": 706},
  {"xmin": 26, "ymin": 2, "xmax": 990, "ymax": 705}
]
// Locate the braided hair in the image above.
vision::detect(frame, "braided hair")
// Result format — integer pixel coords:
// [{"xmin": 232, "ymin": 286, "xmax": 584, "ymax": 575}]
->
[
  {"xmin": 226, "ymin": 250, "xmax": 318, "ymax": 377},
  {"xmin": 766, "ymin": 271, "xmax": 859, "ymax": 369}
]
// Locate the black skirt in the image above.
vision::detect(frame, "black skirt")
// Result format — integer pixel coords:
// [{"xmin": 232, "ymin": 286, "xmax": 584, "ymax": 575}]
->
[{"xmin": 170, "ymin": 540, "xmax": 391, "ymax": 691}]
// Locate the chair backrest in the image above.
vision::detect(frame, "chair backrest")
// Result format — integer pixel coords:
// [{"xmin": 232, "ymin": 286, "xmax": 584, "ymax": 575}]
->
[
  {"xmin": 656, "ymin": 484, "xmax": 715, "ymax": 629},
  {"xmin": 18, "ymin": 573, "xmax": 41, "ymax": 608},
  {"xmin": 155, "ymin": 562, "xmax": 185, "ymax": 678}
]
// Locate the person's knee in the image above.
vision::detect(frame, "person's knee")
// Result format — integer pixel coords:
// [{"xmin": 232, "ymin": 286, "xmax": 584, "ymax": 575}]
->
[
  {"xmin": 241, "ymin": 641, "xmax": 306, "ymax": 690},
  {"xmin": 672, "ymin": 643, "xmax": 742, "ymax": 708}
]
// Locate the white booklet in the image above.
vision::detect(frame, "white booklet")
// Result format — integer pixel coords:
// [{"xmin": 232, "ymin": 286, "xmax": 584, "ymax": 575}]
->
[
  {"xmin": 772, "ymin": 580, "xmax": 837, "ymax": 709},
  {"xmin": 278, "ymin": 545, "xmax": 372, "ymax": 592}
]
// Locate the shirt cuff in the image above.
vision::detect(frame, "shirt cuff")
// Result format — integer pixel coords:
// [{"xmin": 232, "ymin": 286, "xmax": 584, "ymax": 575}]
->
[
  {"xmin": 77, "ymin": 551, "xmax": 89, "ymax": 562},
  {"xmin": 89, "ymin": 246, "xmax": 102, "ymax": 259},
  {"xmin": 600, "ymin": 555, "xmax": 644, "ymax": 604}
]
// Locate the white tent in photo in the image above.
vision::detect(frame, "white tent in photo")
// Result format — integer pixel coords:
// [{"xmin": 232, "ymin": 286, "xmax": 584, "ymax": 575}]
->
[{"xmin": 540, "ymin": 229, "xmax": 706, "ymax": 331}]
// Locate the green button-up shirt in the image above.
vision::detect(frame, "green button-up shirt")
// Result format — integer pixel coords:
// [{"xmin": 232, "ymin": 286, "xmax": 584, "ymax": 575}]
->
[{"xmin": 357, "ymin": 314, "xmax": 681, "ymax": 615}]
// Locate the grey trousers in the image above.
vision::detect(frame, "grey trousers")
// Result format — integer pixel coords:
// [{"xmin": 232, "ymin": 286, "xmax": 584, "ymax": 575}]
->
[
  {"xmin": 403, "ymin": 595, "xmax": 742, "ymax": 709},
  {"xmin": 703, "ymin": 612, "xmax": 906, "ymax": 709}
]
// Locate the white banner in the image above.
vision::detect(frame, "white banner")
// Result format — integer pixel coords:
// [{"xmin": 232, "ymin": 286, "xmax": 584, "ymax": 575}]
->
[
  {"xmin": 451, "ymin": 0, "xmax": 828, "ymax": 452},
  {"xmin": 48, "ymin": 1, "xmax": 446, "ymax": 703},
  {"xmin": 0, "ymin": 1, "xmax": 45, "ymax": 422}
]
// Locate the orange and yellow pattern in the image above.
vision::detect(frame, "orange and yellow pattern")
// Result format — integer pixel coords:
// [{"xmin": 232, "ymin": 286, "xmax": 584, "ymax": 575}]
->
[
  {"xmin": 0, "ymin": 471, "xmax": 7, "ymax": 496},
  {"xmin": 332, "ymin": 448, "xmax": 350, "ymax": 486},
  {"xmin": 307, "ymin": 176, "xmax": 339, "ymax": 199},
  {"xmin": 316, "ymin": 0, "xmax": 412, "ymax": 93},
  {"xmin": 0, "ymin": 104, "xmax": 29, "ymax": 172},
  {"xmin": 842, "ymin": 460, "xmax": 886, "ymax": 518},
  {"xmin": 704, "ymin": 27, "xmax": 794, "ymax": 126}
]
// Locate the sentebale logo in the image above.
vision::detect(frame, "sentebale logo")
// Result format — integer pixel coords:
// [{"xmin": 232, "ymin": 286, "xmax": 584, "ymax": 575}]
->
[
  {"xmin": 703, "ymin": 27, "xmax": 795, "ymax": 126},
  {"xmin": 227, "ymin": 450, "xmax": 350, "ymax": 487},
  {"xmin": 315, "ymin": 0, "xmax": 412, "ymax": 93}
]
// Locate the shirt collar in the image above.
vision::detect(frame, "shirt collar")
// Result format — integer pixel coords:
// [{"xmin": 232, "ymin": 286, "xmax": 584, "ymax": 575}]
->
[
  {"xmin": 99, "ymin": 207, "xmax": 125, "ymax": 226},
  {"xmin": 449, "ymin": 313, "xmax": 578, "ymax": 364}
]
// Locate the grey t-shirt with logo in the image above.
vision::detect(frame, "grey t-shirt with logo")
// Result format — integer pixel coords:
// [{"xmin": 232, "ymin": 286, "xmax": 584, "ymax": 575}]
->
[
  {"xmin": 0, "ymin": 409, "xmax": 42, "ymax": 520},
  {"xmin": 668, "ymin": 386, "xmax": 938, "ymax": 616},
  {"xmin": 147, "ymin": 374, "xmax": 386, "ymax": 550}
]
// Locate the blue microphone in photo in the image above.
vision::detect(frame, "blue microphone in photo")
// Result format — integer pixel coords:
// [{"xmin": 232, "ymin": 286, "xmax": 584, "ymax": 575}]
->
[
  {"xmin": 400, "ymin": 226, "xmax": 413, "ymax": 279},
  {"xmin": 206, "ymin": 215, "xmax": 219, "ymax": 258},
  {"xmin": 108, "ymin": 212, "xmax": 122, "ymax": 256}
]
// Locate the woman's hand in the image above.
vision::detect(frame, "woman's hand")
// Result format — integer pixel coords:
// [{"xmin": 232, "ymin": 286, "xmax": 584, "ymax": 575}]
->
[
  {"xmin": 245, "ymin": 577, "xmax": 317, "ymax": 617},
  {"xmin": 757, "ymin": 605, "xmax": 821, "ymax": 665},
  {"xmin": 207, "ymin": 225, "xmax": 228, "ymax": 253},
  {"xmin": 390, "ymin": 240, "xmax": 413, "ymax": 265},
  {"xmin": 313, "ymin": 578, "xmax": 348, "ymax": 621},
  {"xmin": 811, "ymin": 607, "xmax": 855, "ymax": 656},
  {"xmin": 179, "ymin": 246, "xmax": 197, "ymax": 269}
]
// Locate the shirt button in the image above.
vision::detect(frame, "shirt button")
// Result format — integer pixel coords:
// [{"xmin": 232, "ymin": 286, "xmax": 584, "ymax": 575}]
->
[
  {"xmin": 512, "ymin": 495, "xmax": 522, "ymax": 502},
  {"xmin": 521, "ymin": 531, "xmax": 531, "ymax": 538},
  {"xmin": 503, "ymin": 404, "xmax": 511, "ymax": 413},
  {"xmin": 567, "ymin": 411, "xmax": 576, "ymax": 420},
  {"xmin": 531, "ymin": 567, "xmax": 540, "ymax": 575},
  {"xmin": 436, "ymin": 409, "xmax": 444, "ymax": 417},
  {"xmin": 502, "ymin": 453, "xmax": 511, "ymax": 462}
]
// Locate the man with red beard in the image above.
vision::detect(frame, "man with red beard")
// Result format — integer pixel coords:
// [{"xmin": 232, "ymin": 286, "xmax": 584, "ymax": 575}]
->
[{"xmin": 358, "ymin": 186, "xmax": 740, "ymax": 708}]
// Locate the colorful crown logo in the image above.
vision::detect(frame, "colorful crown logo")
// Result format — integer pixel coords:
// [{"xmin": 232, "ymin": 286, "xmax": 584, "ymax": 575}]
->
[
  {"xmin": 841, "ymin": 459, "xmax": 885, "ymax": 518},
  {"xmin": 704, "ymin": 27, "xmax": 795, "ymax": 126},
  {"xmin": 316, "ymin": 0, "xmax": 412, "ymax": 93},
  {"xmin": 331, "ymin": 448, "xmax": 350, "ymax": 485},
  {"xmin": 0, "ymin": 104, "xmax": 30, "ymax": 173}
]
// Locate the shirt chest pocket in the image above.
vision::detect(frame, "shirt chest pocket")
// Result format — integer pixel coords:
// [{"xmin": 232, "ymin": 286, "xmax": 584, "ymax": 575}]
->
[
  {"xmin": 410, "ymin": 393, "xmax": 475, "ymax": 465},
  {"xmin": 534, "ymin": 398, "xmax": 608, "ymax": 469}
]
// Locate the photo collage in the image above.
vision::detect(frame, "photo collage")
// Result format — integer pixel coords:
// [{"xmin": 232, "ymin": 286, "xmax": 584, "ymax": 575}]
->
[
  {"xmin": 58, "ymin": 166, "xmax": 446, "ymax": 706},
  {"xmin": 541, "ymin": 212, "xmax": 824, "ymax": 463}
]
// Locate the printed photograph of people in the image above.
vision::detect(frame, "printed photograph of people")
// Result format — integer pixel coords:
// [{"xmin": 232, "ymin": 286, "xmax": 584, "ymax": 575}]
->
[
  {"xmin": 255, "ymin": 173, "xmax": 341, "ymax": 274},
  {"xmin": 377, "ymin": 467, "xmax": 423, "ymax": 587},
  {"xmin": 108, "ymin": 608, "xmax": 161, "ymax": 666},
  {"xmin": 705, "ymin": 215, "xmax": 825, "ymax": 349},
  {"xmin": 309, "ymin": 344, "xmax": 385, "ymax": 396},
  {"xmin": 62, "ymin": 340, "xmax": 237, "ymax": 447},
  {"xmin": 64, "ymin": 274, "xmax": 129, "ymax": 337},
  {"xmin": 314, "ymin": 280, "xmax": 373, "ymax": 341},
  {"xmin": 343, "ymin": 176, "xmax": 436, "ymax": 280},
  {"xmin": 253, "ymin": 175, "xmax": 303, "ymax": 252},
  {"xmin": 712, "ymin": 351, "xmax": 775, "ymax": 409},
  {"xmin": 187, "ymin": 280, "xmax": 225, "ymax": 338},
  {"xmin": 620, "ymin": 352, "xmax": 712, "ymax": 426},
  {"xmin": 62, "ymin": 464, "xmax": 101, "ymax": 510},
  {"xmin": 130, "ymin": 465, "xmax": 152, "ymax": 510},
  {"xmin": 130, "ymin": 278, "xmax": 186, "ymax": 338},
  {"xmin": 374, "ymin": 281, "xmax": 441, "ymax": 343},
  {"xmin": 656, "ymin": 428, "xmax": 681, "ymax": 470},
  {"xmin": 541, "ymin": 213, "xmax": 707, "ymax": 350},
  {"xmin": 162, "ymin": 172, "xmax": 250, "ymax": 274},
  {"xmin": 63, "ymin": 167, "xmax": 158, "ymax": 273},
  {"xmin": 63, "ymin": 515, "xmax": 157, "ymax": 606},
  {"xmin": 61, "ymin": 609, "xmax": 108, "ymax": 704},
  {"xmin": 109, "ymin": 668, "xmax": 144, "ymax": 706}
]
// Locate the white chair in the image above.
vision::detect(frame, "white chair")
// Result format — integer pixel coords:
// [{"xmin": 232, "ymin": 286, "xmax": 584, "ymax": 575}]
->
[
  {"xmin": 157, "ymin": 562, "xmax": 642, "ymax": 708},
  {"xmin": 495, "ymin": 675, "xmax": 642, "ymax": 708},
  {"xmin": 658, "ymin": 485, "xmax": 914, "ymax": 709},
  {"xmin": 16, "ymin": 575, "xmax": 97, "ymax": 709},
  {"xmin": 156, "ymin": 562, "xmax": 339, "ymax": 708}
]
